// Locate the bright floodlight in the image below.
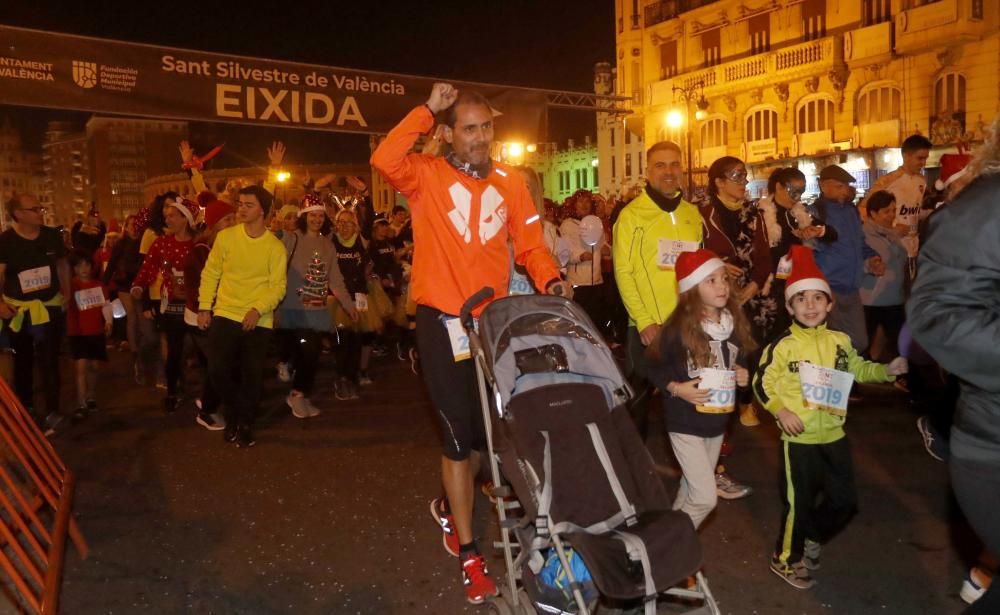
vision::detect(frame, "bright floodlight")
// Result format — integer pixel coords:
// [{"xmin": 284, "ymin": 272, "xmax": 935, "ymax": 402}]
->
[
  {"xmin": 666, "ymin": 110, "xmax": 684, "ymax": 128},
  {"xmin": 276, "ymin": 171, "xmax": 290, "ymax": 183},
  {"xmin": 508, "ymin": 143, "xmax": 524, "ymax": 158},
  {"xmin": 526, "ymin": 144, "xmax": 537, "ymax": 153},
  {"xmin": 695, "ymin": 109, "xmax": 708, "ymax": 121}
]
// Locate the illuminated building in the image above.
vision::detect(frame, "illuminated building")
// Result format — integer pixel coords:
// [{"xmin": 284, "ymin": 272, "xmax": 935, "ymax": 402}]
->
[{"xmin": 614, "ymin": 0, "xmax": 999, "ymax": 196}]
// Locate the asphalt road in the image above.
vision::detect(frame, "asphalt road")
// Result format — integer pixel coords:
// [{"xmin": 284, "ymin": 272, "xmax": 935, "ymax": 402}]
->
[{"xmin": 2, "ymin": 346, "xmax": 973, "ymax": 614}]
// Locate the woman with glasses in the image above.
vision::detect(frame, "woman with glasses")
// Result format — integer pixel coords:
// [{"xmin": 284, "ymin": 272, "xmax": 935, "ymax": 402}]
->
[
  {"xmin": 758, "ymin": 167, "xmax": 836, "ymax": 337},
  {"xmin": 700, "ymin": 157, "xmax": 774, "ymax": 434}
]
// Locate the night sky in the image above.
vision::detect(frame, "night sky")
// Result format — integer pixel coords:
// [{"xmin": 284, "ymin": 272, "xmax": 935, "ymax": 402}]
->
[{"xmin": 3, "ymin": 1, "xmax": 615, "ymax": 164}]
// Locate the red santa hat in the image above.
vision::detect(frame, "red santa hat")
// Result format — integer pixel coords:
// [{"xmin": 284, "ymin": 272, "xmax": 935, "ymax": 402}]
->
[
  {"xmin": 299, "ymin": 193, "xmax": 325, "ymax": 217},
  {"xmin": 784, "ymin": 245, "xmax": 831, "ymax": 304},
  {"xmin": 203, "ymin": 199, "xmax": 235, "ymax": 229},
  {"xmin": 167, "ymin": 197, "xmax": 200, "ymax": 227},
  {"xmin": 676, "ymin": 249, "xmax": 726, "ymax": 294},
  {"xmin": 935, "ymin": 153, "xmax": 972, "ymax": 191}
]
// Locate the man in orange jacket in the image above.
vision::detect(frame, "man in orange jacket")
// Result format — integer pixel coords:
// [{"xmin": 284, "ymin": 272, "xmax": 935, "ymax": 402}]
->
[{"xmin": 372, "ymin": 82, "xmax": 569, "ymax": 605}]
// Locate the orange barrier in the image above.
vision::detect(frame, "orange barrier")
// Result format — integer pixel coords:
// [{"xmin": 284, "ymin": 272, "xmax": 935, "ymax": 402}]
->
[{"xmin": 0, "ymin": 376, "xmax": 88, "ymax": 614}]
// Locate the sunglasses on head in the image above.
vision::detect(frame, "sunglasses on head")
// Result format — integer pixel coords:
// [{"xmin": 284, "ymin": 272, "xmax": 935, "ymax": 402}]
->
[{"xmin": 724, "ymin": 168, "xmax": 749, "ymax": 185}]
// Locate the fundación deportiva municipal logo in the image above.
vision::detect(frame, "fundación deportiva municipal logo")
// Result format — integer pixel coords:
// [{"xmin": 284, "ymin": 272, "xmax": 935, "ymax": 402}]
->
[{"xmin": 72, "ymin": 61, "xmax": 98, "ymax": 89}]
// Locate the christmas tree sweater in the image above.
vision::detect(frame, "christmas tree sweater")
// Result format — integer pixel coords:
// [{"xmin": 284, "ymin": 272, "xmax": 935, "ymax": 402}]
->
[{"xmin": 282, "ymin": 231, "xmax": 350, "ymax": 311}]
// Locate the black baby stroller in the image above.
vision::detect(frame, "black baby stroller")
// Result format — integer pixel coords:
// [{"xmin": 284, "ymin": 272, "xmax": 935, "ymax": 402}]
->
[{"xmin": 459, "ymin": 289, "xmax": 720, "ymax": 615}]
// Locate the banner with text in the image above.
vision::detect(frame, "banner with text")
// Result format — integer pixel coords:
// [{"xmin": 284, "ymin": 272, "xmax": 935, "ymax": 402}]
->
[{"xmin": 0, "ymin": 25, "xmax": 548, "ymax": 140}]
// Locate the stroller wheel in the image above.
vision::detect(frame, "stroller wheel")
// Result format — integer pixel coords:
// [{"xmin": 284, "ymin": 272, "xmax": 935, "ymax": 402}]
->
[
  {"xmin": 515, "ymin": 589, "xmax": 536, "ymax": 615},
  {"xmin": 484, "ymin": 594, "xmax": 515, "ymax": 615}
]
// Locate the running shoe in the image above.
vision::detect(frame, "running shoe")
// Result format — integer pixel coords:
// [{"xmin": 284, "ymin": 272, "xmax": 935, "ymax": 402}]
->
[
  {"xmin": 235, "ymin": 424, "xmax": 256, "ymax": 448},
  {"xmin": 358, "ymin": 371, "xmax": 373, "ymax": 386},
  {"xmin": 460, "ymin": 552, "xmax": 499, "ymax": 605},
  {"xmin": 960, "ymin": 566, "xmax": 991, "ymax": 605},
  {"xmin": 335, "ymin": 378, "xmax": 351, "ymax": 401},
  {"xmin": 429, "ymin": 497, "xmax": 460, "ymax": 557},
  {"xmin": 276, "ymin": 362, "xmax": 292, "ymax": 383},
  {"xmin": 196, "ymin": 412, "xmax": 226, "ymax": 431},
  {"xmin": 803, "ymin": 538, "xmax": 821, "ymax": 570},
  {"xmin": 287, "ymin": 394, "xmax": 311, "ymax": 419},
  {"xmin": 409, "ymin": 348, "xmax": 419, "ymax": 375},
  {"xmin": 304, "ymin": 398, "xmax": 321, "ymax": 418},
  {"xmin": 770, "ymin": 556, "xmax": 815, "ymax": 589},
  {"xmin": 739, "ymin": 402, "xmax": 760, "ymax": 427},
  {"xmin": 916, "ymin": 416, "xmax": 947, "ymax": 461},
  {"xmin": 716, "ymin": 472, "xmax": 752, "ymax": 500}
]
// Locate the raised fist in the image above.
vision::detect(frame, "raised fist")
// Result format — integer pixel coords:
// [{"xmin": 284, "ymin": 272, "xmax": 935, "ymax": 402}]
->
[{"xmin": 427, "ymin": 83, "xmax": 459, "ymax": 114}]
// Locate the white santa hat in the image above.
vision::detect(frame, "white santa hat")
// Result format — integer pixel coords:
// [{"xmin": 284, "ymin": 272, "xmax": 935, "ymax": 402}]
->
[{"xmin": 676, "ymin": 249, "xmax": 726, "ymax": 294}]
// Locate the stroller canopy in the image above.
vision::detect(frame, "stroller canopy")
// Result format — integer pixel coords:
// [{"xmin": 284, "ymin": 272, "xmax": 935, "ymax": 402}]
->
[{"xmin": 478, "ymin": 295, "xmax": 631, "ymax": 416}]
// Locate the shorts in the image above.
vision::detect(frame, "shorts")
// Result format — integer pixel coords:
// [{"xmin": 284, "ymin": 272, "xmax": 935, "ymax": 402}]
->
[
  {"xmin": 69, "ymin": 335, "xmax": 108, "ymax": 361},
  {"xmin": 415, "ymin": 304, "xmax": 484, "ymax": 461}
]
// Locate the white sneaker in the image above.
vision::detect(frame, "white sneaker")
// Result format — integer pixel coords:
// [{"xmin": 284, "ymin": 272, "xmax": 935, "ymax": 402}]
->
[
  {"xmin": 961, "ymin": 566, "xmax": 991, "ymax": 604},
  {"xmin": 304, "ymin": 398, "xmax": 321, "ymax": 418},
  {"xmin": 287, "ymin": 394, "xmax": 310, "ymax": 418},
  {"xmin": 276, "ymin": 362, "xmax": 292, "ymax": 383},
  {"xmin": 716, "ymin": 472, "xmax": 753, "ymax": 500}
]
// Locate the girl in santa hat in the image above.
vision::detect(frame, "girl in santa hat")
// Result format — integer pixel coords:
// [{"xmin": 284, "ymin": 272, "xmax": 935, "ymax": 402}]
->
[{"xmin": 644, "ymin": 249, "xmax": 755, "ymax": 530}]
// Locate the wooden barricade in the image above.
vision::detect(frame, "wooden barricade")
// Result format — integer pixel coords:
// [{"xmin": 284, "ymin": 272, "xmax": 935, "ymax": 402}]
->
[{"xmin": 0, "ymin": 376, "xmax": 87, "ymax": 614}]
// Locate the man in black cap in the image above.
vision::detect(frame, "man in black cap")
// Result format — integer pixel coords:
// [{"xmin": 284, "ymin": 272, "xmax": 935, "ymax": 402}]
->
[{"xmin": 809, "ymin": 165, "xmax": 884, "ymax": 351}]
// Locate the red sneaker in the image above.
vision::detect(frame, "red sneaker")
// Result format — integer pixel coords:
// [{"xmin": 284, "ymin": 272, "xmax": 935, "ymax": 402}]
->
[
  {"xmin": 429, "ymin": 497, "xmax": 459, "ymax": 557},
  {"xmin": 461, "ymin": 553, "xmax": 499, "ymax": 605}
]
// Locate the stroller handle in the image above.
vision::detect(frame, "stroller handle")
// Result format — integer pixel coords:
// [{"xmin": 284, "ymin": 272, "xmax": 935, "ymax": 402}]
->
[{"xmin": 460, "ymin": 287, "xmax": 495, "ymax": 331}]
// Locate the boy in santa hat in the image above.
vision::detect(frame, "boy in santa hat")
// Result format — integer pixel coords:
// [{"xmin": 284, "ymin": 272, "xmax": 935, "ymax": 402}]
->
[{"xmin": 754, "ymin": 245, "xmax": 908, "ymax": 590}]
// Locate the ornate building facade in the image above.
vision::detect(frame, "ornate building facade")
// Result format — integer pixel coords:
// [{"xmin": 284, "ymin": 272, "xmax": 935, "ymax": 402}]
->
[{"xmin": 613, "ymin": 0, "xmax": 999, "ymax": 197}]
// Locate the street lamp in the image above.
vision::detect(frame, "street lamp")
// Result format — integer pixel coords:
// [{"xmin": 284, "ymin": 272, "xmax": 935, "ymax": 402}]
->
[{"xmin": 670, "ymin": 80, "xmax": 711, "ymax": 196}]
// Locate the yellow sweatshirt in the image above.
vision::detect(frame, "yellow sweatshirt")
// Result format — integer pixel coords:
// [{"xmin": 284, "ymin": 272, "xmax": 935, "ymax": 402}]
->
[{"xmin": 197, "ymin": 224, "xmax": 287, "ymax": 328}]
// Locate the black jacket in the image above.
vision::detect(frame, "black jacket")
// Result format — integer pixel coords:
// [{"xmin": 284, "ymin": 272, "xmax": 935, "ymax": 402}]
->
[{"xmin": 908, "ymin": 174, "xmax": 1000, "ymax": 463}]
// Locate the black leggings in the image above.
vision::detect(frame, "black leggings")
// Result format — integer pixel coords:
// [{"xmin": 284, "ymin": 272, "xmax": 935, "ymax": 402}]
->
[
  {"xmin": 289, "ymin": 329, "xmax": 323, "ymax": 395},
  {"xmin": 8, "ymin": 307, "xmax": 64, "ymax": 418},
  {"xmin": 161, "ymin": 312, "xmax": 187, "ymax": 398}
]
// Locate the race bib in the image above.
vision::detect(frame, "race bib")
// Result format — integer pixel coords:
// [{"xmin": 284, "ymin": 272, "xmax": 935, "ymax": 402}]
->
[
  {"xmin": 799, "ymin": 361, "xmax": 855, "ymax": 417},
  {"xmin": 695, "ymin": 368, "xmax": 737, "ymax": 414},
  {"xmin": 444, "ymin": 316, "xmax": 475, "ymax": 362},
  {"xmin": 74, "ymin": 286, "xmax": 106, "ymax": 311},
  {"xmin": 657, "ymin": 240, "xmax": 699, "ymax": 270},
  {"xmin": 776, "ymin": 254, "xmax": 793, "ymax": 280},
  {"xmin": 354, "ymin": 293, "xmax": 369, "ymax": 312},
  {"xmin": 508, "ymin": 270, "xmax": 535, "ymax": 296},
  {"xmin": 17, "ymin": 266, "xmax": 52, "ymax": 294}
]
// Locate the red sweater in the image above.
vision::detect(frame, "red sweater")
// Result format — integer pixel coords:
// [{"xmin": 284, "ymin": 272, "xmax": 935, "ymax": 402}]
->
[
  {"xmin": 67, "ymin": 278, "xmax": 107, "ymax": 337},
  {"xmin": 132, "ymin": 235, "xmax": 194, "ymax": 303}
]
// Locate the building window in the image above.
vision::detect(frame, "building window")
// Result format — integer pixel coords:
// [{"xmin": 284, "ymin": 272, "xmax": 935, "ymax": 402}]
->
[
  {"xmin": 660, "ymin": 39, "xmax": 678, "ymax": 79},
  {"xmin": 857, "ymin": 85, "xmax": 901, "ymax": 124},
  {"xmin": 863, "ymin": 0, "xmax": 892, "ymax": 25},
  {"xmin": 611, "ymin": 155, "xmax": 617, "ymax": 177},
  {"xmin": 934, "ymin": 73, "xmax": 966, "ymax": 115},
  {"xmin": 972, "ymin": 0, "xmax": 983, "ymax": 19},
  {"xmin": 625, "ymin": 153, "xmax": 633, "ymax": 177},
  {"xmin": 802, "ymin": 0, "xmax": 827, "ymax": 41},
  {"xmin": 625, "ymin": 129, "xmax": 631, "ymax": 145},
  {"xmin": 746, "ymin": 108, "xmax": 779, "ymax": 141},
  {"xmin": 701, "ymin": 118, "xmax": 729, "ymax": 148},
  {"xmin": 796, "ymin": 98, "xmax": 836, "ymax": 133},
  {"xmin": 610, "ymin": 128, "xmax": 615, "ymax": 148},
  {"xmin": 593, "ymin": 167, "xmax": 599, "ymax": 187},
  {"xmin": 631, "ymin": 60, "xmax": 642, "ymax": 103},
  {"xmin": 702, "ymin": 29, "xmax": 722, "ymax": 67},
  {"xmin": 749, "ymin": 14, "xmax": 771, "ymax": 55},
  {"xmin": 631, "ymin": 0, "xmax": 640, "ymax": 28}
]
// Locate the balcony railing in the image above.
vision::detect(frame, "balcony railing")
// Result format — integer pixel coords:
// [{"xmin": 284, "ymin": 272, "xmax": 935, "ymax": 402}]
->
[
  {"xmin": 645, "ymin": 0, "xmax": 720, "ymax": 28},
  {"xmin": 649, "ymin": 36, "xmax": 838, "ymax": 106}
]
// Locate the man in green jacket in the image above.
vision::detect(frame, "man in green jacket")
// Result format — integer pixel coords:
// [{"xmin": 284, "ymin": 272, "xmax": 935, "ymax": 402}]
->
[{"xmin": 613, "ymin": 141, "xmax": 703, "ymax": 436}]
